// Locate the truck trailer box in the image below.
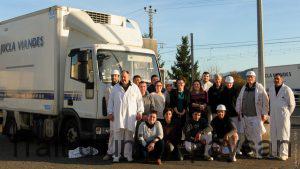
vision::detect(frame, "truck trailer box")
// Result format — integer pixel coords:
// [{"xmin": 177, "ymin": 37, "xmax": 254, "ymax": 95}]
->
[{"xmin": 0, "ymin": 7, "xmax": 63, "ymax": 115}]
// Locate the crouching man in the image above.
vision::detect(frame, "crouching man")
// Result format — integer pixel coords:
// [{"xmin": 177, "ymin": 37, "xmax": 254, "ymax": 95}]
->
[
  {"xmin": 184, "ymin": 110, "xmax": 213, "ymax": 161},
  {"xmin": 211, "ymin": 104, "xmax": 238, "ymax": 162},
  {"xmin": 138, "ymin": 111, "xmax": 164, "ymax": 165}
]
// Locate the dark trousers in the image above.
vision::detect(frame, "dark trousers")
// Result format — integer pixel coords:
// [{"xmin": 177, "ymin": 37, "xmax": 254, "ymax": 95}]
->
[
  {"xmin": 163, "ymin": 141, "xmax": 183, "ymax": 160},
  {"xmin": 139, "ymin": 140, "xmax": 164, "ymax": 160}
]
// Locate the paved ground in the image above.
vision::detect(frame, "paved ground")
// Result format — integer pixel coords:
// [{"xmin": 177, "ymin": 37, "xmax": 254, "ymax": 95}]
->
[
  {"xmin": 0, "ymin": 127, "xmax": 299, "ymax": 169},
  {"xmin": 0, "ymin": 108, "xmax": 299, "ymax": 169}
]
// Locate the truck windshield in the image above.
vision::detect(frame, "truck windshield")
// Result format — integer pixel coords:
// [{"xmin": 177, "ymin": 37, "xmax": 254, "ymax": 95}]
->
[{"xmin": 97, "ymin": 50, "xmax": 159, "ymax": 83}]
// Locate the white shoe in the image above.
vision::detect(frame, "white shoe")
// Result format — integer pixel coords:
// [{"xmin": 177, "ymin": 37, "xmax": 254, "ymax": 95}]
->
[
  {"xmin": 103, "ymin": 154, "xmax": 112, "ymax": 160},
  {"xmin": 204, "ymin": 155, "xmax": 214, "ymax": 161},
  {"xmin": 247, "ymin": 151, "xmax": 254, "ymax": 156},
  {"xmin": 112, "ymin": 156, "xmax": 120, "ymax": 163},
  {"xmin": 230, "ymin": 155, "xmax": 237, "ymax": 162},
  {"xmin": 236, "ymin": 150, "xmax": 243, "ymax": 155},
  {"xmin": 279, "ymin": 156, "xmax": 288, "ymax": 161},
  {"xmin": 126, "ymin": 156, "xmax": 134, "ymax": 162}
]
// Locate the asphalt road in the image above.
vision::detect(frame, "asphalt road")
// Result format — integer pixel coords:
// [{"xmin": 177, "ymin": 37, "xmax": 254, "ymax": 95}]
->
[
  {"xmin": 0, "ymin": 108, "xmax": 299, "ymax": 169},
  {"xmin": 0, "ymin": 127, "xmax": 299, "ymax": 169}
]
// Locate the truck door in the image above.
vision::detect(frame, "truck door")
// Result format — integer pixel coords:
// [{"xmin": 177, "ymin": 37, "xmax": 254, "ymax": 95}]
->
[{"xmin": 65, "ymin": 49, "xmax": 98, "ymax": 119}]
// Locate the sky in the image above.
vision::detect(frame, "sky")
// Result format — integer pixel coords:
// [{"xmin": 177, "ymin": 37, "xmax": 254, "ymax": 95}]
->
[{"xmin": 0, "ymin": 0, "xmax": 299, "ymax": 73}]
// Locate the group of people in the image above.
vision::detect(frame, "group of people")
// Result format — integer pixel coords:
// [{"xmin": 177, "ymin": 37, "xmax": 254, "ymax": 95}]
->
[{"xmin": 103, "ymin": 69, "xmax": 296, "ymax": 165}]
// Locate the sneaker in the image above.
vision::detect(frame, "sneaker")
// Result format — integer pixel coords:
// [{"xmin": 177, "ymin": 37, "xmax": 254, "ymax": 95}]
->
[
  {"xmin": 236, "ymin": 150, "xmax": 243, "ymax": 155},
  {"xmin": 126, "ymin": 156, "xmax": 134, "ymax": 162},
  {"xmin": 178, "ymin": 155, "xmax": 184, "ymax": 161},
  {"xmin": 268, "ymin": 155, "xmax": 276, "ymax": 159},
  {"xmin": 230, "ymin": 155, "xmax": 237, "ymax": 162},
  {"xmin": 112, "ymin": 156, "xmax": 120, "ymax": 163},
  {"xmin": 204, "ymin": 155, "xmax": 214, "ymax": 161},
  {"xmin": 247, "ymin": 151, "xmax": 254, "ymax": 156},
  {"xmin": 156, "ymin": 158, "xmax": 162, "ymax": 165},
  {"xmin": 279, "ymin": 156, "xmax": 288, "ymax": 161},
  {"xmin": 103, "ymin": 154, "xmax": 112, "ymax": 160}
]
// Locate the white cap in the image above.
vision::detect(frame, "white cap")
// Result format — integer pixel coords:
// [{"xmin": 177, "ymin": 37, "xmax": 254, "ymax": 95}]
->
[
  {"xmin": 216, "ymin": 104, "xmax": 226, "ymax": 111},
  {"xmin": 111, "ymin": 69, "xmax": 120, "ymax": 75},
  {"xmin": 166, "ymin": 80, "xmax": 173, "ymax": 85},
  {"xmin": 225, "ymin": 76, "xmax": 234, "ymax": 83},
  {"xmin": 246, "ymin": 71, "xmax": 256, "ymax": 77}
]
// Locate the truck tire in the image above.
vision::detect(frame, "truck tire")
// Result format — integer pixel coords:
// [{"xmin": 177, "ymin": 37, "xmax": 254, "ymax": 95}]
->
[
  {"xmin": 5, "ymin": 118, "xmax": 17, "ymax": 142},
  {"xmin": 62, "ymin": 118, "xmax": 80, "ymax": 149}
]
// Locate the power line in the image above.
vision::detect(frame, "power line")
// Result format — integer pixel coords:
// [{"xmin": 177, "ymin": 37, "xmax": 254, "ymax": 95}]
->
[
  {"xmin": 123, "ymin": 8, "xmax": 144, "ymax": 16},
  {"xmin": 162, "ymin": 36, "xmax": 300, "ymax": 49},
  {"xmin": 154, "ymin": 0, "xmax": 254, "ymax": 10},
  {"xmin": 162, "ymin": 46, "xmax": 300, "ymax": 63},
  {"xmin": 159, "ymin": 38, "xmax": 300, "ymax": 54},
  {"xmin": 160, "ymin": 40, "xmax": 300, "ymax": 54},
  {"xmin": 162, "ymin": 0, "xmax": 255, "ymax": 10}
]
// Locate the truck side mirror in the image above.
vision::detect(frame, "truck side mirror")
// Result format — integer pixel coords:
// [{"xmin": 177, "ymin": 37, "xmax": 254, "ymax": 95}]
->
[
  {"xmin": 78, "ymin": 51, "xmax": 89, "ymax": 62},
  {"xmin": 78, "ymin": 63, "xmax": 89, "ymax": 82}
]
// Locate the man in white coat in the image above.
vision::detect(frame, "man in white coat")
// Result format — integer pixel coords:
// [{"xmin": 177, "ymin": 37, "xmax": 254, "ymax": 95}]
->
[
  {"xmin": 103, "ymin": 69, "xmax": 120, "ymax": 160},
  {"xmin": 108, "ymin": 70, "xmax": 144, "ymax": 162},
  {"xmin": 236, "ymin": 71, "xmax": 269, "ymax": 159},
  {"xmin": 269, "ymin": 73, "xmax": 295, "ymax": 161}
]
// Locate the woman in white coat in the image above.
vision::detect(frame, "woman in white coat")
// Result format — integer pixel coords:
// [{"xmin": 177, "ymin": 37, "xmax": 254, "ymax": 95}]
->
[
  {"xmin": 108, "ymin": 70, "xmax": 144, "ymax": 162},
  {"xmin": 236, "ymin": 71, "xmax": 269, "ymax": 159},
  {"xmin": 269, "ymin": 74, "xmax": 295, "ymax": 161}
]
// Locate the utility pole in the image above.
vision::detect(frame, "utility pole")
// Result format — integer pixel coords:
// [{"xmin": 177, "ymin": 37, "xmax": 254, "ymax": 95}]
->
[
  {"xmin": 144, "ymin": 5, "xmax": 157, "ymax": 39},
  {"xmin": 190, "ymin": 33, "xmax": 195, "ymax": 82},
  {"xmin": 257, "ymin": 0, "xmax": 265, "ymax": 88}
]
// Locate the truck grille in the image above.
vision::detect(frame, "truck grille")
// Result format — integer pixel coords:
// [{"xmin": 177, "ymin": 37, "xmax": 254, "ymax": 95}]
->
[{"xmin": 85, "ymin": 11, "xmax": 110, "ymax": 24}]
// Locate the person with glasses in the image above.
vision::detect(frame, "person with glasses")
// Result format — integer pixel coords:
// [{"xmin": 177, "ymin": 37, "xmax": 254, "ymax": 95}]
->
[{"xmin": 150, "ymin": 81, "xmax": 166, "ymax": 121}]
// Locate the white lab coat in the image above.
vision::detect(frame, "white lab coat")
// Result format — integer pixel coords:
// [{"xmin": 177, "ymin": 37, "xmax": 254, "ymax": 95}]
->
[
  {"xmin": 269, "ymin": 83, "xmax": 295, "ymax": 157},
  {"xmin": 236, "ymin": 82, "xmax": 269, "ymax": 156},
  {"xmin": 104, "ymin": 84, "xmax": 114, "ymax": 155},
  {"xmin": 108, "ymin": 82, "xmax": 144, "ymax": 132},
  {"xmin": 236, "ymin": 82, "xmax": 269, "ymax": 134},
  {"xmin": 105, "ymin": 84, "xmax": 114, "ymax": 131}
]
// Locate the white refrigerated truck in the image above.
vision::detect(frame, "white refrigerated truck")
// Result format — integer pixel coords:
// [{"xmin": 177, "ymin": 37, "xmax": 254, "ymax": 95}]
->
[{"xmin": 0, "ymin": 6, "xmax": 160, "ymax": 146}]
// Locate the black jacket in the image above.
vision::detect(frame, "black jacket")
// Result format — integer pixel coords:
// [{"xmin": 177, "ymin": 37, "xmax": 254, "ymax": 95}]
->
[
  {"xmin": 184, "ymin": 118, "xmax": 212, "ymax": 142},
  {"xmin": 208, "ymin": 84, "xmax": 224, "ymax": 114},
  {"xmin": 170, "ymin": 88, "xmax": 190, "ymax": 112},
  {"xmin": 211, "ymin": 116, "xmax": 236, "ymax": 140},
  {"xmin": 147, "ymin": 84, "xmax": 156, "ymax": 93},
  {"xmin": 161, "ymin": 120, "xmax": 181, "ymax": 145},
  {"xmin": 221, "ymin": 86, "xmax": 239, "ymax": 117}
]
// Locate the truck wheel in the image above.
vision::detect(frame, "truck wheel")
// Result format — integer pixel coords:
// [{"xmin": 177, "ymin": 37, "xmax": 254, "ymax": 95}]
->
[
  {"xmin": 6, "ymin": 118, "xmax": 17, "ymax": 142},
  {"xmin": 62, "ymin": 119, "xmax": 80, "ymax": 149}
]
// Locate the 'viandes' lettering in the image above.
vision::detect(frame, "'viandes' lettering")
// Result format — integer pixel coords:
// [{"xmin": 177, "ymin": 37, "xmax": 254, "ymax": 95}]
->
[{"xmin": 0, "ymin": 36, "xmax": 44, "ymax": 55}]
